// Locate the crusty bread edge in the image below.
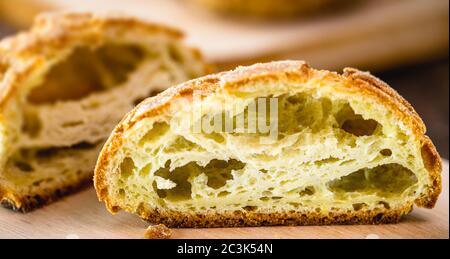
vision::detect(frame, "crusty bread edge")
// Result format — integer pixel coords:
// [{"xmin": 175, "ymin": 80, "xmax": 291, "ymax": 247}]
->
[
  {"xmin": 137, "ymin": 203, "xmax": 414, "ymax": 228},
  {"xmin": 0, "ymin": 12, "xmax": 206, "ymax": 212},
  {"xmin": 94, "ymin": 61, "xmax": 442, "ymax": 226},
  {"xmin": 0, "ymin": 175, "xmax": 92, "ymax": 213}
]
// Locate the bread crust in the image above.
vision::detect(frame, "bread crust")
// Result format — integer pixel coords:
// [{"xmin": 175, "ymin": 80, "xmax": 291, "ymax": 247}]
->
[
  {"xmin": 138, "ymin": 203, "xmax": 414, "ymax": 228},
  {"xmin": 0, "ymin": 176, "xmax": 92, "ymax": 213},
  {"xmin": 95, "ymin": 61, "xmax": 442, "ymax": 226},
  {"xmin": 0, "ymin": 12, "xmax": 204, "ymax": 212}
]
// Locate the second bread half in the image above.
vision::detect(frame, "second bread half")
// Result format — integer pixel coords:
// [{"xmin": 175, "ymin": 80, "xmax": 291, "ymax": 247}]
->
[{"xmin": 0, "ymin": 12, "xmax": 207, "ymax": 212}]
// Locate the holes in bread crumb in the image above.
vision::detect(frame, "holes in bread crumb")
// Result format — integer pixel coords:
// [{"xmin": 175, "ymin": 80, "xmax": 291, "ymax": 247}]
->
[
  {"xmin": 152, "ymin": 159, "xmax": 245, "ymax": 202},
  {"xmin": 314, "ymin": 157, "xmax": 340, "ymax": 166},
  {"xmin": 262, "ymin": 191, "xmax": 272, "ymax": 196},
  {"xmin": 196, "ymin": 92, "xmax": 385, "ymax": 155},
  {"xmin": 289, "ymin": 202, "xmax": 301, "ymax": 208},
  {"xmin": 341, "ymin": 117, "xmax": 379, "ymax": 137},
  {"xmin": 164, "ymin": 136, "xmax": 203, "ymax": 153},
  {"xmin": 118, "ymin": 189, "xmax": 126, "ymax": 199},
  {"xmin": 380, "ymin": 149, "xmax": 393, "ymax": 157},
  {"xmin": 8, "ymin": 142, "xmax": 98, "ymax": 174},
  {"xmin": 32, "ymin": 180, "xmax": 44, "ymax": 186},
  {"xmin": 22, "ymin": 110, "xmax": 42, "ymax": 138},
  {"xmin": 337, "ymin": 104, "xmax": 381, "ymax": 136},
  {"xmin": 35, "ymin": 142, "xmax": 97, "ymax": 158},
  {"xmin": 299, "ymin": 186, "xmax": 315, "ymax": 197},
  {"xmin": 378, "ymin": 201, "xmax": 391, "ymax": 209},
  {"xmin": 226, "ymin": 93, "xmax": 335, "ymax": 137},
  {"xmin": 139, "ymin": 122, "xmax": 169, "ymax": 146},
  {"xmin": 14, "ymin": 161, "xmax": 34, "ymax": 172},
  {"xmin": 152, "ymin": 181, "xmax": 168, "ymax": 199},
  {"xmin": 243, "ymin": 206, "xmax": 258, "ymax": 212},
  {"xmin": 152, "ymin": 163, "xmax": 192, "ymax": 200},
  {"xmin": 120, "ymin": 157, "xmax": 135, "ymax": 179},
  {"xmin": 27, "ymin": 44, "xmax": 145, "ymax": 104},
  {"xmin": 327, "ymin": 163, "xmax": 418, "ymax": 198},
  {"xmin": 277, "ymin": 94, "xmax": 333, "ymax": 134},
  {"xmin": 218, "ymin": 191, "xmax": 230, "ymax": 197},
  {"xmin": 204, "ymin": 159, "xmax": 245, "ymax": 189},
  {"xmin": 352, "ymin": 203, "xmax": 368, "ymax": 211}
]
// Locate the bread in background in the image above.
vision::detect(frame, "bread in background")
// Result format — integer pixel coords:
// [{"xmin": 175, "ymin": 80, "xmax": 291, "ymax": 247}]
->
[
  {"xmin": 0, "ymin": 12, "xmax": 207, "ymax": 212},
  {"xmin": 188, "ymin": 0, "xmax": 356, "ymax": 19}
]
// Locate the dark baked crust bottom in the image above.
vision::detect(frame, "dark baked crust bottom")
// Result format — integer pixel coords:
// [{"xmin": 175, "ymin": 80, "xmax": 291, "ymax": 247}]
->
[
  {"xmin": 135, "ymin": 204, "xmax": 413, "ymax": 228},
  {"xmin": 0, "ymin": 176, "xmax": 92, "ymax": 213}
]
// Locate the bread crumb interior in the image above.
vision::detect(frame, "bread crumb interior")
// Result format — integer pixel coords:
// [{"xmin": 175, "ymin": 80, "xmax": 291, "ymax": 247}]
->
[
  {"xmin": 108, "ymin": 88, "xmax": 429, "ymax": 214},
  {"xmin": 1, "ymin": 40, "xmax": 204, "ymax": 197}
]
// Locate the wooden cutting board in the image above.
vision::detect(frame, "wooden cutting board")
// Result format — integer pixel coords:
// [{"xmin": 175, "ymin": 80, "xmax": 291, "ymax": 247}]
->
[
  {"xmin": 0, "ymin": 161, "xmax": 448, "ymax": 239},
  {"xmin": 1, "ymin": 0, "xmax": 448, "ymax": 71}
]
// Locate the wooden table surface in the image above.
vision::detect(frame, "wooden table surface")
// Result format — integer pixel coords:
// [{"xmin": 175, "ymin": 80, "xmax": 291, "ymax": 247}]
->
[{"xmin": 0, "ymin": 161, "xmax": 447, "ymax": 239}]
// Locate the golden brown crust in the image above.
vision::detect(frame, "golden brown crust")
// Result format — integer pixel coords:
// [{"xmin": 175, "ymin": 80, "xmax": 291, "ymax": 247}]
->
[
  {"xmin": 417, "ymin": 136, "xmax": 443, "ymax": 208},
  {"xmin": 0, "ymin": 175, "xmax": 92, "ymax": 213},
  {"xmin": 342, "ymin": 68, "xmax": 425, "ymax": 131},
  {"xmin": 95, "ymin": 60, "xmax": 442, "ymax": 226},
  {"xmin": 137, "ymin": 204, "xmax": 414, "ymax": 228},
  {"xmin": 0, "ymin": 12, "xmax": 204, "ymax": 212}
]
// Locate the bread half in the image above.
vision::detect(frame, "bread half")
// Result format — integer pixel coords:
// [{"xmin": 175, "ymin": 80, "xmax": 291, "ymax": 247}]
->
[
  {"xmin": 188, "ymin": 0, "xmax": 349, "ymax": 18},
  {"xmin": 0, "ymin": 12, "xmax": 207, "ymax": 212},
  {"xmin": 95, "ymin": 61, "xmax": 441, "ymax": 227}
]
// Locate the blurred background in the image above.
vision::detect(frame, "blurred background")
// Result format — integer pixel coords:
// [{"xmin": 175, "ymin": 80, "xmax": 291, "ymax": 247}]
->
[{"xmin": 0, "ymin": 0, "xmax": 448, "ymax": 158}]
